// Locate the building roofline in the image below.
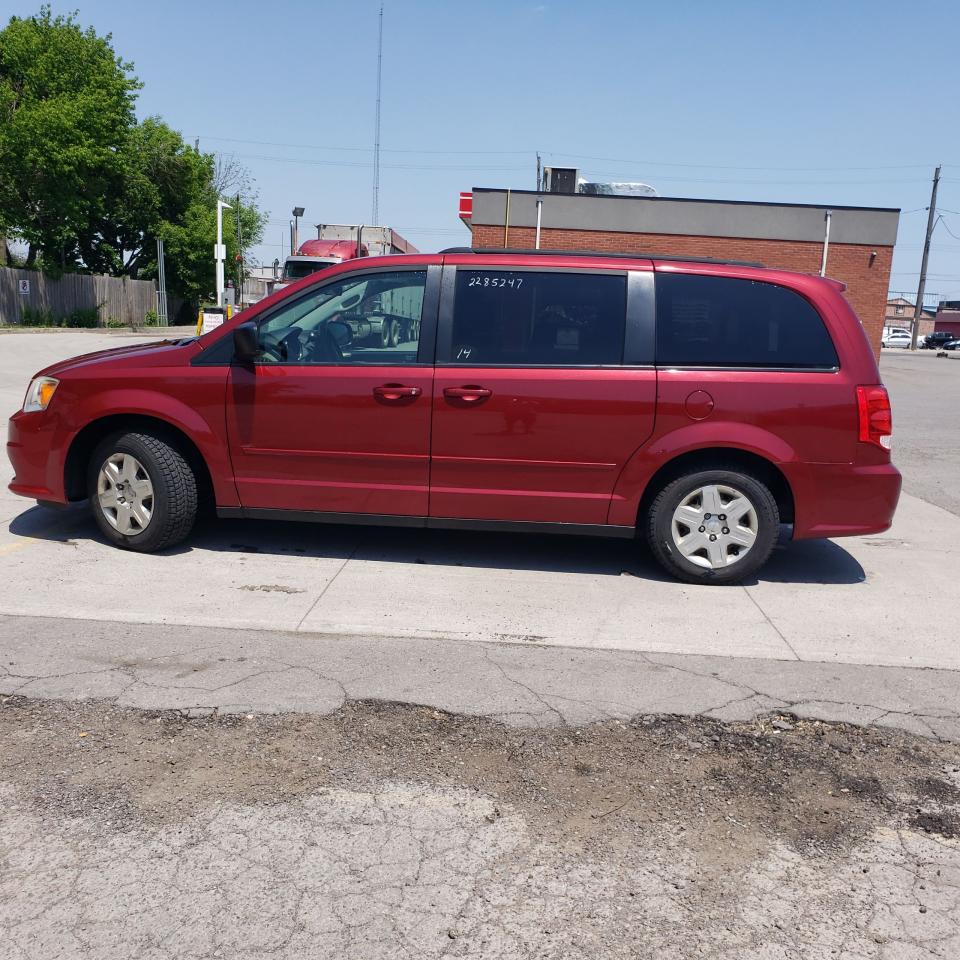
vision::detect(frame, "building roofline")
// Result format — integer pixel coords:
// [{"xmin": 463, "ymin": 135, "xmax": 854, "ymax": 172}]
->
[{"xmin": 471, "ymin": 186, "xmax": 901, "ymax": 215}]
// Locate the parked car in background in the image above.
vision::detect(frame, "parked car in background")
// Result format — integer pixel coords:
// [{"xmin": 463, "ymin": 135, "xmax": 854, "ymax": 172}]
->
[
  {"xmin": 881, "ymin": 330, "xmax": 912, "ymax": 349},
  {"xmin": 940, "ymin": 339, "xmax": 960, "ymax": 352},
  {"xmin": 7, "ymin": 249, "xmax": 901, "ymax": 585},
  {"xmin": 924, "ymin": 331, "xmax": 959, "ymax": 350}
]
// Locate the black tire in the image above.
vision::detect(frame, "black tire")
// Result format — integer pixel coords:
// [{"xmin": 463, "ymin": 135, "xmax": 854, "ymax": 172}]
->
[
  {"xmin": 380, "ymin": 320, "xmax": 391, "ymax": 348},
  {"xmin": 645, "ymin": 468, "xmax": 779, "ymax": 585},
  {"xmin": 388, "ymin": 320, "xmax": 399, "ymax": 348},
  {"xmin": 88, "ymin": 431, "xmax": 198, "ymax": 552}
]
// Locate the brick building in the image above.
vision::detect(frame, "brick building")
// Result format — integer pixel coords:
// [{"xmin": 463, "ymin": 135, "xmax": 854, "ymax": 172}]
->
[
  {"xmin": 885, "ymin": 296, "xmax": 935, "ymax": 339},
  {"xmin": 462, "ymin": 188, "xmax": 900, "ymax": 354},
  {"xmin": 933, "ymin": 302, "xmax": 960, "ymax": 340}
]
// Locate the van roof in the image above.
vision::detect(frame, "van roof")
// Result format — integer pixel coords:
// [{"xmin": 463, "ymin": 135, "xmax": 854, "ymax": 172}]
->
[{"xmin": 440, "ymin": 247, "xmax": 765, "ymax": 269}]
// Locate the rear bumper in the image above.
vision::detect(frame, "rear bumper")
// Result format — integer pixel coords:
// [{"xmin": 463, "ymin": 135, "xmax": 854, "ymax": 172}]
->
[
  {"xmin": 6, "ymin": 410, "xmax": 68, "ymax": 504},
  {"xmin": 791, "ymin": 461, "xmax": 902, "ymax": 540}
]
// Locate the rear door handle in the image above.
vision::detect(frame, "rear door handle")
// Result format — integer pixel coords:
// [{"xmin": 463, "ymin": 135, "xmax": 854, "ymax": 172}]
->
[
  {"xmin": 443, "ymin": 385, "xmax": 492, "ymax": 404},
  {"xmin": 373, "ymin": 383, "xmax": 422, "ymax": 402}
]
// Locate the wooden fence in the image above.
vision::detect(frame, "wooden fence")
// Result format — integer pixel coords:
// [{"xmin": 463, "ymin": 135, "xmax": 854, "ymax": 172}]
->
[{"xmin": 0, "ymin": 266, "xmax": 157, "ymax": 327}]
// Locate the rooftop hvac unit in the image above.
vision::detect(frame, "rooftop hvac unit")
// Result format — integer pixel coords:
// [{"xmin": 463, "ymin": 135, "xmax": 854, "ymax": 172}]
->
[
  {"xmin": 578, "ymin": 179, "xmax": 659, "ymax": 198},
  {"xmin": 542, "ymin": 166, "xmax": 579, "ymax": 194}
]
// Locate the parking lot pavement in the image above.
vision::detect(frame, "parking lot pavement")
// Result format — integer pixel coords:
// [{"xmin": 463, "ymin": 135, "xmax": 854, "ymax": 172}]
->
[
  {"xmin": 5, "ymin": 331, "xmax": 960, "ymax": 960},
  {"xmin": 2, "ymin": 331, "xmax": 960, "ymax": 741},
  {"xmin": 0, "ymin": 489, "xmax": 957, "ymax": 671},
  {"xmin": 3, "ymin": 697, "xmax": 960, "ymax": 960}
]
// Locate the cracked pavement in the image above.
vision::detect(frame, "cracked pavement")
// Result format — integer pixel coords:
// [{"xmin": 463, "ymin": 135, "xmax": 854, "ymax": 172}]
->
[
  {"xmin": 2, "ymin": 614, "xmax": 960, "ymax": 742},
  {"xmin": 2, "ymin": 699, "xmax": 960, "ymax": 959},
  {"xmin": 4, "ymin": 335, "xmax": 960, "ymax": 957}
]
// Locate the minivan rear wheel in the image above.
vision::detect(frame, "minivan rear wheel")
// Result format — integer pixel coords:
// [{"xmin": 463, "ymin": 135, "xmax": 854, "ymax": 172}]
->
[
  {"xmin": 646, "ymin": 469, "xmax": 779, "ymax": 584},
  {"xmin": 88, "ymin": 431, "xmax": 197, "ymax": 552}
]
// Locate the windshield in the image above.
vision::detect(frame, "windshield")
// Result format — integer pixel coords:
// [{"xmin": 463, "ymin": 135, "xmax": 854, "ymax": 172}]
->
[{"xmin": 282, "ymin": 260, "xmax": 334, "ymax": 281}]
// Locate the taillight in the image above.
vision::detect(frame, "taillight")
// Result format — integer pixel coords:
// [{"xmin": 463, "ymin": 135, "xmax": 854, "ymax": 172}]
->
[{"xmin": 856, "ymin": 385, "xmax": 892, "ymax": 450}]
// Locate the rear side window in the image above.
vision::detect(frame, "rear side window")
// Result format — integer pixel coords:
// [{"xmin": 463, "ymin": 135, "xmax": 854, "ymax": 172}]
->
[
  {"xmin": 656, "ymin": 274, "xmax": 839, "ymax": 368},
  {"xmin": 448, "ymin": 270, "xmax": 626, "ymax": 366}
]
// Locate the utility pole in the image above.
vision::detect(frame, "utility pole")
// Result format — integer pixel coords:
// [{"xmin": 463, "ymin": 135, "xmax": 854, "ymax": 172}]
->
[
  {"xmin": 911, "ymin": 165, "xmax": 941, "ymax": 350},
  {"xmin": 371, "ymin": 2, "xmax": 383, "ymax": 224},
  {"xmin": 215, "ymin": 199, "xmax": 232, "ymax": 307},
  {"xmin": 235, "ymin": 193, "xmax": 244, "ymax": 306},
  {"xmin": 156, "ymin": 238, "xmax": 168, "ymax": 326}
]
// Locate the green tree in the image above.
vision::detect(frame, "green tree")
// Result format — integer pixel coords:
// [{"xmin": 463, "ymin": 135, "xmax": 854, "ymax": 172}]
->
[
  {"xmin": 0, "ymin": 7, "xmax": 265, "ymax": 308},
  {"xmin": 71, "ymin": 118, "xmax": 265, "ymax": 304},
  {"xmin": 73, "ymin": 117, "xmax": 212, "ymax": 278},
  {"xmin": 0, "ymin": 6, "xmax": 140, "ymax": 267},
  {"xmin": 160, "ymin": 189, "xmax": 264, "ymax": 306}
]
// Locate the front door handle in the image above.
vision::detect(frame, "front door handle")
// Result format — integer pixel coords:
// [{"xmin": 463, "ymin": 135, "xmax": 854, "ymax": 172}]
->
[
  {"xmin": 373, "ymin": 383, "xmax": 422, "ymax": 402},
  {"xmin": 443, "ymin": 385, "xmax": 492, "ymax": 404}
]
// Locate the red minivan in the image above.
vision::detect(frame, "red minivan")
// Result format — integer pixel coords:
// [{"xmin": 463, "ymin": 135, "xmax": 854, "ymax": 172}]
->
[{"xmin": 6, "ymin": 249, "xmax": 901, "ymax": 584}]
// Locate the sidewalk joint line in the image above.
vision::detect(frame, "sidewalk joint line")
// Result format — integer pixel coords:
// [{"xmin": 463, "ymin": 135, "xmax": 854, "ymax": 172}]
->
[
  {"xmin": 742, "ymin": 585, "xmax": 801, "ymax": 661},
  {"xmin": 295, "ymin": 542, "xmax": 361, "ymax": 631}
]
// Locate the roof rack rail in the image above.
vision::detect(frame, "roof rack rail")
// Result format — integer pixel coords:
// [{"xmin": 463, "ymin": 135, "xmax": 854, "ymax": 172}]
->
[{"xmin": 439, "ymin": 246, "xmax": 765, "ymax": 269}]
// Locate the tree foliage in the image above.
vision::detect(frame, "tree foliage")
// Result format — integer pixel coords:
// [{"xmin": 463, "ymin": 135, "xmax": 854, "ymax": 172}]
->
[
  {"xmin": 0, "ymin": 6, "xmax": 139, "ymax": 266},
  {"xmin": 0, "ymin": 6, "xmax": 265, "ymax": 304}
]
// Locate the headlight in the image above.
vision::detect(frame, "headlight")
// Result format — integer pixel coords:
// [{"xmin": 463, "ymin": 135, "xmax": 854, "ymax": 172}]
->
[{"xmin": 22, "ymin": 377, "xmax": 59, "ymax": 413}]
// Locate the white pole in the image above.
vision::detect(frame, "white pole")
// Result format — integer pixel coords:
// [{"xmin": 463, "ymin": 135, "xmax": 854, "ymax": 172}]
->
[
  {"xmin": 535, "ymin": 198, "xmax": 543, "ymax": 250},
  {"xmin": 819, "ymin": 209, "xmax": 832, "ymax": 277},
  {"xmin": 215, "ymin": 200, "xmax": 232, "ymax": 307}
]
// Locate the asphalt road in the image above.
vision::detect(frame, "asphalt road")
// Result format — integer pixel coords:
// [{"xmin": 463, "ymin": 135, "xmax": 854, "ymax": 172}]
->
[
  {"xmin": 880, "ymin": 349, "xmax": 960, "ymax": 517},
  {"xmin": 3, "ymin": 330, "xmax": 960, "ymax": 959}
]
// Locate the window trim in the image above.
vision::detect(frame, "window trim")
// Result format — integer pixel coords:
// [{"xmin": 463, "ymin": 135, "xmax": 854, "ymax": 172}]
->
[
  {"xmin": 192, "ymin": 264, "xmax": 441, "ymax": 367},
  {"xmin": 435, "ymin": 264, "xmax": 636, "ymax": 369},
  {"xmin": 653, "ymin": 273, "xmax": 841, "ymax": 372}
]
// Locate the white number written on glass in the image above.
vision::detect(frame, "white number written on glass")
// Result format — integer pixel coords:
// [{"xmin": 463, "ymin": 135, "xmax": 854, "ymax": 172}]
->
[{"xmin": 466, "ymin": 275, "xmax": 523, "ymax": 290}]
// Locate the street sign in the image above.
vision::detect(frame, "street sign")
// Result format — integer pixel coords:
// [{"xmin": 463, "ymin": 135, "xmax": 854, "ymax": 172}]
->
[
  {"xmin": 197, "ymin": 305, "xmax": 232, "ymax": 335},
  {"xmin": 458, "ymin": 192, "xmax": 473, "ymax": 225},
  {"xmin": 17, "ymin": 279, "xmax": 29, "ymax": 295},
  {"xmin": 200, "ymin": 308, "xmax": 226, "ymax": 335}
]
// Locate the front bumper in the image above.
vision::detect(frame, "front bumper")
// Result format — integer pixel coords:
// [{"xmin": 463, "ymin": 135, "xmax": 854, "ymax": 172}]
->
[{"xmin": 6, "ymin": 410, "xmax": 68, "ymax": 503}]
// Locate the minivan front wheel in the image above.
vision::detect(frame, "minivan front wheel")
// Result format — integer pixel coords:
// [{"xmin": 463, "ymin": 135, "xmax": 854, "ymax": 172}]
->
[
  {"xmin": 646, "ymin": 469, "xmax": 779, "ymax": 584},
  {"xmin": 88, "ymin": 432, "xmax": 198, "ymax": 552}
]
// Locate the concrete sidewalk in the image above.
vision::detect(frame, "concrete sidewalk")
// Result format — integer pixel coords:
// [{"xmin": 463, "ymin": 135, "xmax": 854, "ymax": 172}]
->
[{"xmin": 0, "ymin": 492, "xmax": 954, "ymax": 669}]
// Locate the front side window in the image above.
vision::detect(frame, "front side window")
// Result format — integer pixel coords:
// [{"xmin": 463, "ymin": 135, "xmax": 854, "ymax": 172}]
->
[
  {"xmin": 257, "ymin": 270, "xmax": 426, "ymax": 364},
  {"xmin": 656, "ymin": 274, "xmax": 839, "ymax": 368},
  {"xmin": 447, "ymin": 270, "xmax": 626, "ymax": 366}
]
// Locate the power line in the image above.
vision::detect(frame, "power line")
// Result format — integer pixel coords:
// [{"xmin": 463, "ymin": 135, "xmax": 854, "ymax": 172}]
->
[
  {"xmin": 936, "ymin": 215, "xmax": 960, "ymax": 241},
  {"xmin": 198, "ymin": 135, "xmax": 532, "ymax": 156},
  {"xmin": 197, "ymin": 135, "xmax": 960, "ymax": 172},
  {"xmin": 223, "ymin": 151, "xmax": 931, "ymax": 184},
  {"xmin": 224, "ymin": 151, "xmax": 529, "ymax": 173},
  {"xmin": 580, "ymin": 170, "xmax": 928, "ymax": 185},
  {"xmin": 548, "ymin": 152, "xmax": 943, "ymax": 172}
]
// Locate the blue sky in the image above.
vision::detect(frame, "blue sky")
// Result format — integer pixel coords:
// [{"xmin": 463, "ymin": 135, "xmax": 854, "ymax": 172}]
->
[{"xmin": 10, "ymin": 0, "xmax": 960, "ymax": 298}]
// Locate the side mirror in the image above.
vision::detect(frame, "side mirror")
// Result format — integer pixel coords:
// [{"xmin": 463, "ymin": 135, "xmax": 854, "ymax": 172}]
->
[
  {"xmin": 233, "ymin": 321, "xmax": 259, "ymax": 362},
  {"xmin": 327, "ymin": 319, "xmax": 353, "ymax": 348}
]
